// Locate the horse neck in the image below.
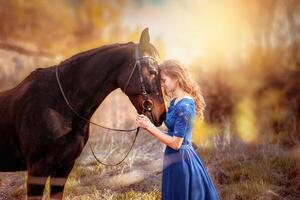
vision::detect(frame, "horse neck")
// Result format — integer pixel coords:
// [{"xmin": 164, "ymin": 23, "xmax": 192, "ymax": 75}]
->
[{"xmin": 57, "ymin": 44, "xmax": 131, "ymax": 119}]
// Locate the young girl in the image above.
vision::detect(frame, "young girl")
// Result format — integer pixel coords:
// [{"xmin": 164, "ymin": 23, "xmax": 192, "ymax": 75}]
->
[{"xmin": 136, "ymin": 59, "xmax": 221, "ymax": 200}]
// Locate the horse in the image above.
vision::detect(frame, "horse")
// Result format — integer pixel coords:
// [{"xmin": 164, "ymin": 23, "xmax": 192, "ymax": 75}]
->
[{"xmin": 0, "ymin": 28, "xmax": 166, "ymax": 199}]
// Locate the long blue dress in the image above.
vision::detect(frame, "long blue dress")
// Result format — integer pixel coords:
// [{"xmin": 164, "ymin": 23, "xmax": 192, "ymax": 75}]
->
[{"xmin": 162, "ymin": 97, "xmax": 221, "ymax": 200}]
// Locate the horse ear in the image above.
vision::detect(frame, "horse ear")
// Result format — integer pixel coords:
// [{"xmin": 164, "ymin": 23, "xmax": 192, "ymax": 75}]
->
[
  {"xmin": 138, "ymin": 28, "xmax": 159, "ymax": 57},
  {"xmin": 139, "ymin": 27, "xmax": 150, "ymax": 45}
]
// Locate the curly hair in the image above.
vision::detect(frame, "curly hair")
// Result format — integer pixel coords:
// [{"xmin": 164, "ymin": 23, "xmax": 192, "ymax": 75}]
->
[{"xmin": 159, "ymin": 59, "xmax": 206, "ymax": 121}]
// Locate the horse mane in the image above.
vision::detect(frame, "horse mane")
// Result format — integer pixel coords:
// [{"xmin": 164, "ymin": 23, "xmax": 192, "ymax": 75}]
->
[
  {"xmin": 58, "ymin": 41, "xmax": 159, "ymax": 67},
  {"xmin": 59, "ymin": 43, "xmax": 122, "ymax": 66}
]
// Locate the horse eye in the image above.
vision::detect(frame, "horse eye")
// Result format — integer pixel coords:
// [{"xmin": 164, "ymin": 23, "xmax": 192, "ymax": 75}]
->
[{"xmin": 149, "ymin": 69, "xmax": 157, "ymax": 76}]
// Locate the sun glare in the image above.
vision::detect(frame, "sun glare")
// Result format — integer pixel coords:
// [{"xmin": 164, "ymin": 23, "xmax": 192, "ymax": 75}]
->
[{"xmin": 124, "ymin": 0, "xmax": 251, "ymax": 66}]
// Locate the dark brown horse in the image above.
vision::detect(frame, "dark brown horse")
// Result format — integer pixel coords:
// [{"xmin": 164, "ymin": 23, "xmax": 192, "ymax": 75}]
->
[{"xmin": 0, "ymin": 28, "xmax": 166, "ymax": 199}]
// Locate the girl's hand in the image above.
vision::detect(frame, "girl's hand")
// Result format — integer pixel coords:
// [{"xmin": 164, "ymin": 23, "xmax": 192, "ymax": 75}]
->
[{"xmin": 136, "ymin": 114, "xmax": 154, "ymax": 131}]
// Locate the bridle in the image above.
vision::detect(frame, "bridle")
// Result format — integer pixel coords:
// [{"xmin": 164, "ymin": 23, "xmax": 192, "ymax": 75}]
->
[
  {"xmin": 55, "ymin": 43, "xmax": 159, "ymax": 166},
  {"xmin": 122, "ymin": 43, "xmax": 157, "ymax": 119}
]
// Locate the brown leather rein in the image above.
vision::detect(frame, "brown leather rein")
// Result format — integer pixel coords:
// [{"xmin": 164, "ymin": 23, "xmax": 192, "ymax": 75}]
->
[{"xmin": 55, "ymin": 44, "xmax": 157, "ymax": 166}]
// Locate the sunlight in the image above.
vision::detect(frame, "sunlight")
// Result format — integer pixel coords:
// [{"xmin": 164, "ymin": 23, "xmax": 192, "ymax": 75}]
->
[
  {"xmin": 192, "ymin": 117, "xmax": 218, "ymax": 147},
  {"xmin": 123, "ymin": 0, "xmax": 251, "ymax": 66},
  {"xmin": 234, "ymin": 97, "xmax": 258, "ymax": 144}
]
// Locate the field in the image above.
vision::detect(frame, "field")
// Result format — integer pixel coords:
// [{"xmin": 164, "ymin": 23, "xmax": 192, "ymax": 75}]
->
[{"xmin": 1, "ymin": 127, "xmax": 299, "ymax": 199}]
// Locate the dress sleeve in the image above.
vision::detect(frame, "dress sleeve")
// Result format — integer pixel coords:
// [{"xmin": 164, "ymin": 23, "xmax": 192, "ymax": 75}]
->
[{"xmin": 173, "ymin": 103, "xmax": 192, "ymax": 138}]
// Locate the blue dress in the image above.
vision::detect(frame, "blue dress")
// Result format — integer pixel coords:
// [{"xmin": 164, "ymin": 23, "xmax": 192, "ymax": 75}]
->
[{"xmin": 162, "ymin": 97, "xmax": 221, "ymax": 200}]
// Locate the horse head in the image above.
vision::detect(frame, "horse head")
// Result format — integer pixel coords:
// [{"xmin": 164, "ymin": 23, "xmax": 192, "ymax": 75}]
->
[{"xmin": 118, "ymin": 28, "xmax": 166, "ymax": 127}]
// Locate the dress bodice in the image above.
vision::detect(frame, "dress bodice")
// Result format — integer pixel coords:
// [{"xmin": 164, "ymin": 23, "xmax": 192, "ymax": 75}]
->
[{"xmin": 164, "ymin": 97, "xmax": 196, "ymax": 145}]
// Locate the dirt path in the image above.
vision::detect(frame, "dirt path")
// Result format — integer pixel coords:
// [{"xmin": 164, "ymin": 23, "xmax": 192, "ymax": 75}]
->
[{"xmin": 0, "ymin": 172, "xmax": 26, "ymax": 200}]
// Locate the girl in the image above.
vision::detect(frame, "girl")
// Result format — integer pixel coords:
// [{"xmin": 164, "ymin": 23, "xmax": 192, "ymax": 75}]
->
[{"xmin": 136, "ymin": 59, "xmax": 221, "ymax": 200}]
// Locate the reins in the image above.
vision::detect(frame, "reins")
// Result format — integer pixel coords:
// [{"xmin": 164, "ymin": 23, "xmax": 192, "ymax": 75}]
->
[{"xmin": 55, "ymin": 43, "xmax": 157, "ymax": 166}]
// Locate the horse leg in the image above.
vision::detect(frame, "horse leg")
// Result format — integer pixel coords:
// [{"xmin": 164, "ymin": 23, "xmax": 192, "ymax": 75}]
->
[
  {"xmin": 50, "ymin": 161, "xmax": 75, "ymax": 200},
  {"xmin": 27, "ymin": 162, "xmax": 51, "ymax": 200}
]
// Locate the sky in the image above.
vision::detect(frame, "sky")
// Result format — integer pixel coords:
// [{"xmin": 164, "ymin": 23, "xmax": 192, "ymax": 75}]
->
[{"xmin": 122, "ymin": 0, "xmax": 251, "ymax": 66}]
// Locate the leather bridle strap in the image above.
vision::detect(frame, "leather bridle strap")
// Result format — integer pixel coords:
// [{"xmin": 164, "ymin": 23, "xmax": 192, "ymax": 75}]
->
[
  {"xmin": 123, "ymin": 44, "xmax": 155, "ymax": 117},
  {"xmin": 123, "ymin": 44, "xmax": 140, "ymax": 93}
]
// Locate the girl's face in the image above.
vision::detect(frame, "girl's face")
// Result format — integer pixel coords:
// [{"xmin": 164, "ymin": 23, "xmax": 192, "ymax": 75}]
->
[{"xmin": 160, "ymin": 72, "xmax": 178, "ymax": 95}]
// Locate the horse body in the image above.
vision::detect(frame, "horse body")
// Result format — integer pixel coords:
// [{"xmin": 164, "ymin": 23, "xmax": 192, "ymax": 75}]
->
[
  {"xmin": 0, "ymin": 50, "xmax": 120, "ymax": 168},
  {"xmin": 0, "ymin": 29, "xmax": 166, "ymax": 199},
  {"xmin": 0, "ymin": 93, "xmax": 23, "ymax": 171}
]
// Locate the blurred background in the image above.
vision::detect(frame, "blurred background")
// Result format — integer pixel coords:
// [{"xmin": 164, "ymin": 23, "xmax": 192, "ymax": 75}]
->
[{"xmin": 0, "ymin": 0, "xmax": 300, "ymax": 199}]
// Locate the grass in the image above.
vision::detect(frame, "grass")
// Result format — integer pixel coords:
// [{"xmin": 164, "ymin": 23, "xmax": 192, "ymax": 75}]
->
[
  {"xmin": 1, "ymin": 134, "xmax": 300, "ymax": 200},
  {"xmin": 62, "ymin": 136, "xmax": 300, "ymax": 200},
  {"xmin": 200, "ymin": 137, "xmax": 300, "ymax": 200}
]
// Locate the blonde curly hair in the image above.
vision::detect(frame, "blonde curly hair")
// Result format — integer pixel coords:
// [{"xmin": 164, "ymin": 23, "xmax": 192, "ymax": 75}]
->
[{"xmin": 159, "ymin": 59, "xmax": 206, "ymax": 121}]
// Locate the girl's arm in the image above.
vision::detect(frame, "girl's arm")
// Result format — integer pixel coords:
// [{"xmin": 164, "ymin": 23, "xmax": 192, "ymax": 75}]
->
[{"xmin": 146, "ymin": 125, "xmax": 184, "ymax": 150}]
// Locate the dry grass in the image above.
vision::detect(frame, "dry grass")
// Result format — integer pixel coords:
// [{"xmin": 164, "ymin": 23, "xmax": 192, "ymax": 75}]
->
[
  {"xmin": 1, "ymin": 135, "xmax": 300, "ymax": 200},
  {"xmin": 199, "ymin": 136, "xmax": 300, "ymax": 200}
]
